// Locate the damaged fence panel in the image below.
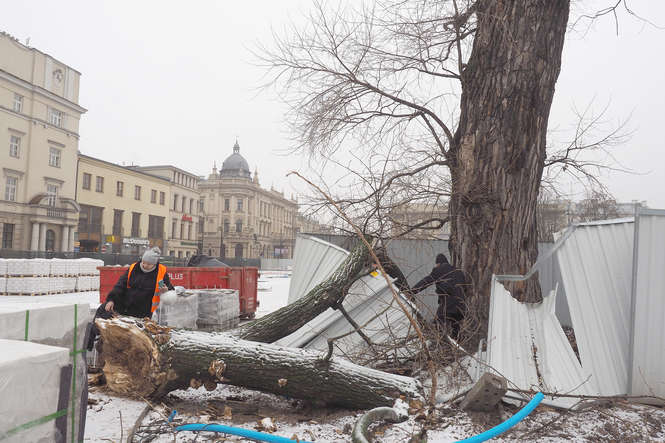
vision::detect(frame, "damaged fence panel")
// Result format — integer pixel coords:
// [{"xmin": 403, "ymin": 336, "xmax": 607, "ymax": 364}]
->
[
  {"xmin": 629, "ymin": 208, "xmax": 665, "ymax": 399},
  {"xmin": 555, "ymin": 219, "xmax": 635, "ymax": 396},
  {"xmin": 486, "ymin": 277, "xmax": 596, "ymax": 409},
  {"xmin": 288, "ymin": 235, "xmax": 349, "ymax": 305}
]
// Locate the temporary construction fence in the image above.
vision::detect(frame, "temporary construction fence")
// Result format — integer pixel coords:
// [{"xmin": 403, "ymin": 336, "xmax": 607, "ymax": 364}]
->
[
  {"xmin": 280, "ymin": 235, "xmax": 420, "ymax": 364},
  {"xmin": 0, "ymin": 301, "xmax": 90, "ymax": 442},
  {"xmin": 478, "ymin": 208, "xmax": 665, "ymax": 407}
]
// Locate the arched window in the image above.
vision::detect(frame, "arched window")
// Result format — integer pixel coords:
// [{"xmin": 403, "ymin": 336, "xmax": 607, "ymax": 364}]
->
[
  {"xmin": 45, "ymin": 229, "xmax": 56, "ymax": 252},
  {"xmin": 235, "ymin": 244, "xmax": 243, "ymax": 258}
]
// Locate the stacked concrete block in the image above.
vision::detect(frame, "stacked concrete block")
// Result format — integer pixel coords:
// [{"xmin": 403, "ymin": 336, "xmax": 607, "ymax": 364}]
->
[
  {"xmin": 0, "ymin": 339, "xmax": 72, "ymax": 442},
  {"xmin": 1, "ymin": 258, "xmax": 103, "ymax": 295},
  {"xmin": 156, "ymin": 291, "xmax": 199, "ymax": 329},
  {"xmin": 194, "ymin": 289, "xmax": 240, "ymax": 331},
  {"xmin": 0, "ymin": 302, "xmax": 90, "ymax": 442}
]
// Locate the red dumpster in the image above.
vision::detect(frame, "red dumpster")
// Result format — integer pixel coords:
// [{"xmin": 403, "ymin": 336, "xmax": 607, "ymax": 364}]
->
[{"xmin": 98, "ymin": 265, "xmax": 257, "ymax": 318}]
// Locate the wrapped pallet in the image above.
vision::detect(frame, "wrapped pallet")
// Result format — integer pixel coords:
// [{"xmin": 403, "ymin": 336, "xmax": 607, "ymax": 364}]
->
[
  {"xmin": 0, "ymin": 258, "xmax": 7, "ymax": 276},
  {"xmin": 0, "ymin": 302, "xmax": 91, "ymax": 442},
  {"xmin": 0, "ymin": 339, "xmax": 72, "ymax": 443},
  {"xmin": 156, "ymin": 291, "xmax": 199, "ymax": 329},
  {"xmin": 194, "ymin": 289, "xmax": 240, "ymax": 331}
]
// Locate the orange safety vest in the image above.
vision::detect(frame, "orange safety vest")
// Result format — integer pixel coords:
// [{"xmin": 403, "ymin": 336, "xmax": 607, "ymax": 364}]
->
[{"xmin": 127, "ymin": 263, "xmax": 167, "ymax": 313}]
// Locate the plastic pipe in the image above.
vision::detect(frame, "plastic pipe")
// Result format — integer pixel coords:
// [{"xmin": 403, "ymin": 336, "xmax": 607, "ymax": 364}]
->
[
  {"xmin": 176, "ymin": 423, "xmax": 313, "ymax": 443},
  {"xmin": 456, "ymin": 392, "xmax": 544, "ymax": 442}
]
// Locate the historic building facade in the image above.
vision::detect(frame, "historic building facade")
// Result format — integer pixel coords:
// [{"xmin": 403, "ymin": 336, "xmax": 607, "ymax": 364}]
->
[
  {"xmin": 200, "ymin": 142, "xmax": 299, "ymax": 259},
  {"xmin": 134, "ymin": 165, "xmax": 202, "ymax": 258},
  {"xmin": 76, "ymin": 154, "xmax": 170, "ymax": 255},
  {"xmin": 0, "ymin": 32, "xmax": 86, "ymax": 252}
]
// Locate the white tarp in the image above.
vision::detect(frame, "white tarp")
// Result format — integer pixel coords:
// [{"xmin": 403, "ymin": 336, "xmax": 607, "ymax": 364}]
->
[
  {"xmin": 0, "ymin": 339, "xmax": 70, "ymax": 443},
  {"xmin": 630, "ymin": 209, "xmax": 665, "ymax": 398},
  {"xmin": 486, "ymin": 278, "xmax": 597, "ymax": 408}
]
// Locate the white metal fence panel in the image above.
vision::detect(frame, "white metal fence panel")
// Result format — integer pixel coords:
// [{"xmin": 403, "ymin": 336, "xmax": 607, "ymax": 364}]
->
[
  {"xmin": 555, "ymin": 219, "xmax": 635, "ymax": 395},
  {"xmin": 630, "ymin": 209, "xmax": 665, "ymax": 398}
]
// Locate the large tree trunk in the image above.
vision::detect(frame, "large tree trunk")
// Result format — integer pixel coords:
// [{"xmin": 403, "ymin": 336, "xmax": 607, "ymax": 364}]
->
[
  {"xmin": 233, "ymin": 240, "xmax": 372, "ymax": 343},
  {"xmin": 97, "ymin": 317, "xmax": 423, "ymax": 409},
  {"xmin": 449, "ymin": 1, "xmax": 570, "ymax": 339}
]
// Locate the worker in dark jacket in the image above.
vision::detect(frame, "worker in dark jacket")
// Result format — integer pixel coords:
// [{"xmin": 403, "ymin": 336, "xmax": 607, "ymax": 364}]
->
[
  {"xmin": 104, "ymin": 246, "xmax": 174, "ymax": 318},
  {"xmin": 412, "ymin": 253, "xmax": 467, "ymax": 339}
]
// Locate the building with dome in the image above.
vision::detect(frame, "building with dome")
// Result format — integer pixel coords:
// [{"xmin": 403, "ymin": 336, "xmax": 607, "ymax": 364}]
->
[{"xmin": 199, "ymin": 141, "xmax": 301, "ymax": 259}]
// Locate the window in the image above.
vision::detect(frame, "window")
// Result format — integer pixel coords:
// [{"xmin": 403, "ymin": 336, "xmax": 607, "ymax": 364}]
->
[
  {"xmin": 45, "ymin": 230, "xmax": 56, "ymax": 252},
  {"xmin": 159, "ymin": 191, "xmax": 165, "ymax": 205},
  {"xmin": 134, "ymin": 185, "xmax": 141, "ymax": 200},
  {"xmin": 189, "ymin": 198, "xmax": 194, "ymax": 214},
  {"xmin": 13, "ymin": 94, "xmax": 23, "ymax": 113},
  {"xmin": 151, "ymin": 189, "xmax": 157, "ymax": 203},
  {"xmin": 46, "ymin": 184, "xmax": 58, "ymax": 207},
  {"xmin": 224, "ymin": 199, "xmax": 230, "ymax": 211},
  {"xmin": 224, "ymin": 219, "xmax": 230, "ymax": 233},
  {"xmin": 116, "ymin": 181, "xmax": 124, "ymax": 197},
  {"xmin": 49, "ymin": 147, "xmax": 61, "ymax": 167},
  {"xmin": 236, "ymin": 220, "xmax": 242, "ymax": 233},
  {"xmin": 95, "ymin": 176, "xmax": 104, "ymax": 193},
  {"xmin": 180, "ymin": 223, "xmax": 184, "ymax": 240},
  {"xmin": 5, "ymin": 177, "xmax": 17, "ymax": 201},
  {"xmin": 237, "ymin": 198, "xmax": 243, "ymax": 212},
  {"xmin": 48, "ymin": 108, "xmax": 64, "ymax": 127},
  {"xmin": 131, "ymin": 212, "xmax": 141, "ymax": 237},
  {"xmin": 113, "ymin": 209, "xmax": 123, "ymax": 236},
  {"xmin": 2, "ymin": 223, "xmax": 14, "ymax": 249},
  {"xmin": 148, "ymin": 215, "xmax": 164, "ymax": 238},
  {"xmin": 181, "ymin": 196, "xmax": 186, "ymax": 213},
  {"xmin": 199, "ymin": 199, "xmax": 204, "ymax": 212},
  {"xmin": 173, "ymin": 194, "xmax": 178, "ymax": 211},
  {"xmin": 82, "ymin": 173, "xmax": 91, "ymax": 190},
  {"xmin": 235, "ymin": 244, "xmax": 243, "ymax": 258},
  {"xmin": 178, "ymin": 251, "xmax": 182, "ymax": 258},
  {"xmin": 187, "ymin": 223, "xmax": 192, "ymax": 240},
  {"xmin": 172, "ymin": 220, "xmax": 177, "ymax": 238},
  {"xmin": 9, "ymin": 135, "xmax": 20, "ymax": 158}
]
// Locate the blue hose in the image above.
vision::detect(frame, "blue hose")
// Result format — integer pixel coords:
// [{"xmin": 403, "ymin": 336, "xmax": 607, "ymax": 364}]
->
[
  {"xmin": 176, "ymin": 423, "xmax": 313, "ymax": 443},
  {"xmin": 457, "ymin": 392, "xmax": 544, "ymax": 442}
]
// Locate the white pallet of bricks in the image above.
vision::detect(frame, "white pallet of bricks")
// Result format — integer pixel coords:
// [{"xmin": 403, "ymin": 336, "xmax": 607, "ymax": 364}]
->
[{"xmin": 0, "ymin": 258, "xmax": 103, "ymax": 295}]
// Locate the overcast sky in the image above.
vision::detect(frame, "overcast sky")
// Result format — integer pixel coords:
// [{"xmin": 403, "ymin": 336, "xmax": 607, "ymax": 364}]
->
[{"xmin": 3, "ymin": 1, "xmax": 664, "ymax": 208}]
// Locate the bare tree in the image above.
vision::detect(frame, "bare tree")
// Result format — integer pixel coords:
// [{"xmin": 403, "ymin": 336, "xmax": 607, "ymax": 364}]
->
[{"xmin": 261, "ymin": 0, "xmax": 641, "ymax": 341}]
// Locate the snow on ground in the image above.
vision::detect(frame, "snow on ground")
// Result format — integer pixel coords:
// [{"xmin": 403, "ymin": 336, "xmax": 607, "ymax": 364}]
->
[{"xmin": 3, "ymin": 274, "xmax": 665, "ymax": 441}]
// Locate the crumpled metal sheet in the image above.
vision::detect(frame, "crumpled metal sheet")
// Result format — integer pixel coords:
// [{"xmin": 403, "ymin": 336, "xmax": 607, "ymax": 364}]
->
[
  {"xmin": 280, "ymin": 236, "xmax": 420, "ymax": 363},
  {"xmin": 555, "ymin": 218, "xmax": 635, "ymax": 396},
  {"xmin": 486, "ymin": 278, "xmax": 597, "ymax": 409},
  {"xmin": 287, "ymin": 235, "xmax": 349, "ymax": 305},
  {"xmin": 630, "ymin": 209, "xmax": 665, "ymax": 399}
]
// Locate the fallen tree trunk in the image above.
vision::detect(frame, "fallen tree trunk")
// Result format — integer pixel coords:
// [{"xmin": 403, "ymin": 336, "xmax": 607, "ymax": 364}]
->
[
  {"xmin": 234, "ymin": 239, "xmax": 373, "ymax": 343},
  {"xmin": 97, "ymin": 317, "xmax": 423, "ymax": 409}
]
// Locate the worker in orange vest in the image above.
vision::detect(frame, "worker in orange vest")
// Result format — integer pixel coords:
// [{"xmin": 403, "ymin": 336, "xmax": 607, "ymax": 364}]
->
[
  {"xmin": 86, "ymin": 246, "xmax": 174, "ymax": 352},
  {"xmin": 103, "ymin": 246, "xmax": 174, "ymax": 318}
]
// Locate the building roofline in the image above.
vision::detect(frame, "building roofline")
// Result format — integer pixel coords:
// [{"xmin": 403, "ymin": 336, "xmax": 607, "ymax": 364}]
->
[
  {"xmin": 78, "ymin": 153, "xmax": 172, "ymax": 183},
  {"xmin": 136, "ymin": 165, "xmax": 201, "ymax": 178},
  {"xmin": 1, "ymin": 32, "xmax": 82, "ymax": 74}
]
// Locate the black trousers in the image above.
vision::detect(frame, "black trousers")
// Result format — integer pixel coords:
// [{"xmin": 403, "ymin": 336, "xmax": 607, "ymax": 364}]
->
[{"xmin": 436, "ymin": 307, "xmax": 464, "ymax": 339}]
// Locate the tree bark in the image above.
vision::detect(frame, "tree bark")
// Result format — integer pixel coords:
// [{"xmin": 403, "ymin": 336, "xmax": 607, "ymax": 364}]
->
[
  {"xmin": 233, "ymin": 240, "xmax": 372, "ymax": 343},
  {"xmin": 97, "ymin": 317, "xmax": 423, "ymax": 409},
  {"xmin": 449, "ymin": 1, "xmax": 570, "ymax": 339}
]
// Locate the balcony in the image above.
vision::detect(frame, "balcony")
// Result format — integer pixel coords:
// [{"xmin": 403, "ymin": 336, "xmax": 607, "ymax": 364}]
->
[{"xmin": 47, "ymin": 207, "xmax": 65, "ymax": 218}]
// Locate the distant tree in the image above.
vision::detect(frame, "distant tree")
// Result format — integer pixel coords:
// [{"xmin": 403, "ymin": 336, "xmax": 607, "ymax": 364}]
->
[{"xmin": 576, "ymin": 190, "xmax": 620, "ymax": 222}]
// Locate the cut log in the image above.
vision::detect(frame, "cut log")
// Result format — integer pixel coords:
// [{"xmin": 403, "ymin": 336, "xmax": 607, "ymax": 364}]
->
[
  {"xmin": 233, "ymin": 239, "xmax": 373, "ymax": 343},
  {"xmin": 96, "ymin": 317, "xmax": 423, "ymax": 409}
]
